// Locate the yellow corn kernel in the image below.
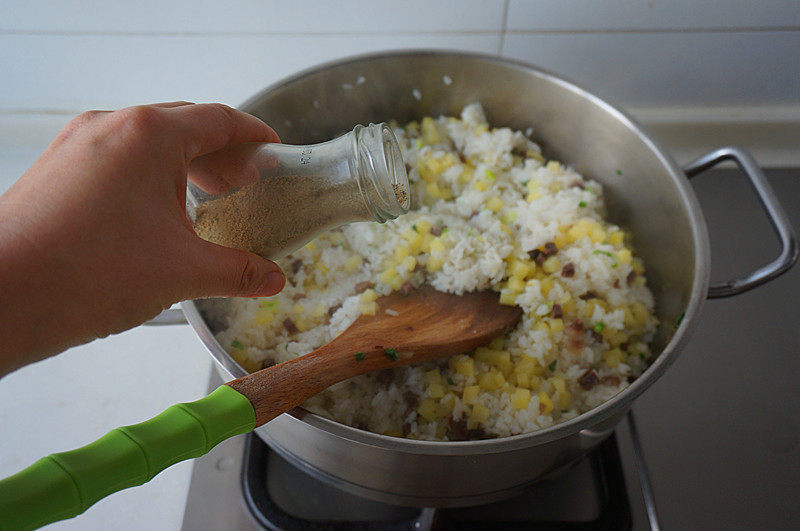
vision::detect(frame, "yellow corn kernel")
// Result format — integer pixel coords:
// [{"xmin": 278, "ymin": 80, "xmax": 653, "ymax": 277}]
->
[
  {"xmin": 502, "ymin": 382, "xmax": 515, "ymax": 394},
  {"xmin": 488, "ymin": 350, "xmax": 511, "ymax": 367},
  {"xmin": 253, "ymin": 309, "xmax": 274, "ymax": 325},
  {"xmin": 554, "ymin": 232, "xmax": 571, "ymax": 249},
  {"xmin": 436, "ymin": 394, "xmax": 456, "ymax": 417},
  {"xmin": 526, "ymin": 190, "xmax": 542, "ymax": 202},
  {"xmin": 478, "ymin": 370, "xmax": 505, "ymax": 391},
  {"xmin": 562, "ymin": 298, "xmax": 577, "ymax": 315},
  {"xmin": 608, "ymin": 230, "xmax": 624, "ymax": 246},
  {"xmin": 421, "ymin": 116, "xmax": 441, "ymax": 144},
  {"xmin": 345, "ymin": 254, "xmax": 362, "ymax": 272},
  {"xmin": 293, "ymin": 304, "xmax": 305, "ymax": 314},
  {"xmin": 499, "ymin": 289, "xmax": 518, "ymax": 306},
  {"xmin": 514, "ymin": 358, "xmax": 537, "ymax": 377},
  {"xmin": 428, "ymin": 383, "xmax": 445, "ymax": 399},
  {"xmin": 425, "ymin": 181, "xmax": 443, "ymax": 199},
  {"xmin": 474, "ymin": 346, "xmax": 492, "ymax": 363},
  {"xmin": 430, "ymin": 237, "xmax": 446, "ymax": 254},
  {"xmin": 538, "ymin": 391, "xmax": 555, "ymax": 414},
  {"xmin": 379, "ymin": 268, "xmax": 397, "ymax": 284},
  {"xmin": 548, "ymin": 318, "xmax": 564, "ymax": 334},
  {"xmin": 426, "ymin": 369, "xmax": 442, "ymax": 384},
  {"xmin": 388, "ymin": 275, "xmax": 404, "ymax": 290},
  {"xmin": 509, "ymin": 260, "xmax": 532, "ymax": 280},
  {"xmin": 603, "ymin": 348, "xmax": 625, "ymax": 368},
  {"xmin": 421, "ymin": 233, "xmax": 434, "ymax": 253},
  {"xmin": 462, "ymin": 385, "xmax": 480, "ymax": 404},
  {"xmin": 316, "ymin": 262, "xmax": 328, "ymax": 274},
  {"xmin": 551, "ymin": 377, "xmax": 567, "ymax": 395},
  {"xmin": 415, "ymin": 218, "xmax": 432, "ymax": 234},
  {"xmin": 542, "ymin": 256, "xmax": 562, "ymax": 274},
  {"xmin": 426, "ymin": 256, "xmax": 444, "ymax": 273},
  {"xmin": 512, "ymin": 388, "xmax": 531, "ymax": 410},
  {"xmin": 402, "ymin": 227, "xmax": 424, "ymax": 250},
  {"xmin": 454, "ymin": 356, "xmax": 475, "ymax": 377},
  {"xmin": 295, "ymin": 318, "xmax": 309, "ymax": 332},
  {"xmin": 312, "ymin": 303, "xmax": 327, "ymax": 319},
  {"xmin": 473, "ymin": 179, "xmax": 489, "ymax": 191},
  {"xmin": 401, "ymin": 255, "xmax": 417, "ymax": 272},
  {"xmin": 634, "ymin": 276, "xmax": 646, "ymax": 287},
  {"xmin": 361, "ymin": 288, "xmax": 378, "ymax": 303},
  {"xmin": 303, "ymin": 241, "xmax": 316, "ymax": 252},
  {"xmin": 526, "ymin": 180, "xmax": 540, "ymax": 192},
  {"xmin": 616, "ymin": 248, "xmax": 632, "ymax": 265},
  {"xmin": 486, "ymin": 196, "xmax": 504, "ymax": 213},
  {"xmin": 360, "ymin": 301, "xmax": 377, "ymax": 316},
  {"xmin": 631, "ymin": 302, "xmax": 649, "ymax": 326},
  {"xmin": 516, "ymin": 373, "xmax": 530, "ymax": 388},
  {"xmin": 418, "ymin": 399, "xmax": 438, "ymax": 421},
  {"xmin": 568, "ymin": 224, "xmax": 589, "ymax": 241},
  {"xmin": 507, "ymin": 276, "xmax": 526, "ymax": 292},
  {"xmin": 471, "ymin": 403, "xmax": 490, "ymax": 424},
  {"xmin": 489, "ymin": 337, "xmax": 505, "ymax": 350},
  {"xmin": 590, "ymin": 225, "xmax": 606, "ymax": 243},
  {"xmin": 528, "ymin": 150, "xmax": 545, "ymax": 162},
  {"xmin": 394, "ymin": 244, "xmax": 410, "ymax": 262},
  {"xmin": 540, "ymin": 277, "xmax": 555, "ymax": 296},
  {"xmin": 546, "ymin": 160, "xmax": 562, "ymax": 172},
  {"xmin": 632, "ymin": 258, "xmax": 645, "ymax": 275},
  {"xmin": 533, "ymin": 321, "xmax": 550, "ymax": 333}
]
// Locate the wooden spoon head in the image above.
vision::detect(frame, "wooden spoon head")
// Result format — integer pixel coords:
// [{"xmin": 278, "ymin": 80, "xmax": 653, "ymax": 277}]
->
[{"xmin": 339, "ymin": 286, "xmax": 523, "ymax": 363}]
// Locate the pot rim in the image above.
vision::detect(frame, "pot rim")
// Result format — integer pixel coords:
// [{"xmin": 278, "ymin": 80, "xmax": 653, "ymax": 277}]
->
[{"xmin": 185, "ymin": 49, "xmax": 711, "ymax": 455}]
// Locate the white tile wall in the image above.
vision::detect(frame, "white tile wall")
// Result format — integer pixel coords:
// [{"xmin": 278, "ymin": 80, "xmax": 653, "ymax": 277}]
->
[{"xmin": 0, "ymin": 1, "xmax": 797, "ymax": 114}]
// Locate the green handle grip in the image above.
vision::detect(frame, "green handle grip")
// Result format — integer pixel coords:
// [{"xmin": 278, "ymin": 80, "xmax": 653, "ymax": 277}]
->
[{"xmin": 0, "ymin": 385, "xmax": 255, "ymax": 530}]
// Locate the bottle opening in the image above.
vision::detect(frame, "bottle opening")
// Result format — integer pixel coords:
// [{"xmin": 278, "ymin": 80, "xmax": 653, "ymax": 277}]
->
[{"xmin": 354, "ymin": 123, "xmax": 410, "ymax": 222}]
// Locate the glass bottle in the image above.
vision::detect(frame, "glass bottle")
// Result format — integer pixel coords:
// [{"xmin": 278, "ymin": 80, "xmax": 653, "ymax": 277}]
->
[{"xmin": 188, "ymin": 123, "xmax": 410, "ymax": 261}]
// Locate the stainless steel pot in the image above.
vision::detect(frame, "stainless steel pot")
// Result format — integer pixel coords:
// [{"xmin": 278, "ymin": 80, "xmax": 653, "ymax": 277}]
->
[{"xmin": 163, "ymin": 51, "xmax": 797, "ymax": 507}]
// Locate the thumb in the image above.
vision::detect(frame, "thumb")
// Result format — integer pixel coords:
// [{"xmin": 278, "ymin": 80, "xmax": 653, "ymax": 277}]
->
[{"xmin": 188, "ymin": 239, "xmax": 285, "ymax": 298}]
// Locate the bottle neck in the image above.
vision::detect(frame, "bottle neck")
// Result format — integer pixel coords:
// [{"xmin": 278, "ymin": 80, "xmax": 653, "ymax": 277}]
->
[{"xmin": 350, "ymin": 123, "xmax": 410, "ymax": 222}]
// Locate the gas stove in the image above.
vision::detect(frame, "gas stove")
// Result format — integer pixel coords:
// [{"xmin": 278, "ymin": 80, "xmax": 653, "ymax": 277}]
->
[{"xmin": 182, "ymin": 169, "xmax": 800, "ymax": 530}]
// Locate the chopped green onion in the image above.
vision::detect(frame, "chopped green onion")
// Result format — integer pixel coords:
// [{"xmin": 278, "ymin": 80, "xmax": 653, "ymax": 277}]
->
[
  {"xmin": 548, "ymin": 360, "xmax": 557, "ymax": 372},
  {"xmin": 578, "ymin": 201, "xmax": 587, "ymax": 208},
  {"xmin": 260, "ymin": 300, "xmax": 279, "ymax": 309},
  {"xmin": 611, "ymin": 263, "xmax": 618, "ymax": 269},
  {"xmin": 447, "ymin": 377, "xmax": 455, "ymax": 385},
  {"xmin": 416, "ymin": 139, "xmax": 424, "ymax": 149},
  {"xmin": 593, "ymin": 322, "xmax": 605, "ymax": 333},
  {"xmin": 561, "ymin": 409, "xmax": 569, "ymax": 413},
  {"xmin": 468, "ymin": 228, "xmax": 474, "ymax": 236},
  {"xmin": 593, "ymin": 249, "xmax": 613, "ymax": 257},
  {"xmin": 231, "ymin": 340, "xmax": 244, "ymax": 350},
  {"xmin": 485, "ymin": 169, "xmax": 496, "ymax": 181},
  {"xmin": 521, "ymin": 180, "xmax": 529, "ymax": 187},
  {"xmin": 616, "ymin": 169, "xmax": 622, "ymax": 176},
  {"xmin": 675, "ymin": 311, "xmax": 685, "ymax": 327},
  {"xmin": 409, "ymin": 178, "xmax": 416, "ymax": 184},
  {"xmin": 412, "ymin": 224, "xmax": 419, "ymax": 233},
  {"xmin": 442, "ymin": 226, "xmax": 449, "ymax": 233},
  {"xmin": 639, "ymin": 352, "xmax": 647, "ymax": 361},
  {"xmin": 384, "ymin": 348, "xmax": 398, "ymax": 361},
  {"xmin": 354, "ymin": 352, "xmax": 365, "ymax": 362}
]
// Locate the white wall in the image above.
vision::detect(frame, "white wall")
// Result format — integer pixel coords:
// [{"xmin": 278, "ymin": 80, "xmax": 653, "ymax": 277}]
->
[{"xmin": 0, "ymin": 1, "xmax": 798, "ymax": 163}]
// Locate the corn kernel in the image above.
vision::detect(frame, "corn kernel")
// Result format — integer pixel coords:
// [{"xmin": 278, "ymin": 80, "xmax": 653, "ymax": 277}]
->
[
  {"xmin": 634, "ymin": 276, "xmax": 646, "ymax": 287},
  {"xmin": 418, "ymin": 399, "xmax": 438, "ymax": 421},
  {"xmin": 554, "ymin": 232, "xmax": 571, "ymax": 249},
  {"xmin": 608, "ymin": 230, "xmax": 624, "ymax": 246},
  {"xmin": 425, "ymin": 181, "xmax": 443, "ymax": 199},
  {"xmin": 316, "ymin": 262, "xmax": 328, "ymax": 274},
  {"xmin": 486, "ymin": 196, "xmax": 504, "ymax": 213},
  {"xmin": 488, "ymin": 350, "xmax": 511, "ymax": 367},
  {"xmin": 542, "ymin": 256, "xmax": 562, "ymax": 274},
  {"xmin": 462, "ymin": 385, "xmax": 480, "ymax": 404},
  {"xmin": 426, "ymin": 369, "xmax": 442, "ymax": 384},
  {"xmin": 312, "ymin": 303, "xmax": 326, "ymax": 319},
  {"xmin": 428, "ymin": 383, "xmax": 445, "ymax": 399},
  {"xmin": 295, "ymin": 318, "xmax": 309, "ymax": 332},
  {"xmin": 538, "ymin": 391, "xmax": 555, "ymax": 414},
  {"xmin": 526, "ymin": 180, "xmax": 540, "ymax": 192},
  {"xmin": 540, "ymin": 277, "xmax": 555, "ymax": 296},
  {"xmin": 361, "ymin": 288, "xmax": 378, "ymax": 303},
  {"xmin": 394, "ymin": 245, "xmax": 410, "ymax": 262},
  {"xmin": 616, "ymin": 248, "xmax": 632, "ymax": 265},
  {"xmin": 603, "ymin": 348, "xmax": 625, "ymax": 368},
  {"xmin": 516, "ymin": 373, "xmax": 530, "ymax": 388},
  {"xmin": 507, "ymin": 276, "xmax": 526, "ymax": 292},
  {"xmin": 421, "ymin": 117, "xmax": 441, "ymax": 144},
  {"xmin": 421, "ymin": 233, "xmax": 434, "ymax": 253},
  {"xmin": 379, "ymin": 268, "xmax": 397, "ymax": 284},
  {"xmin": 512, "ymin": 388, "xmax": 531, "ymax": 410},
  {"xmin": 489, "ymin": 337, "xmax": 505, "ymax": 349},
  {"xmin": 415, "ymin": 218, "xmax": 432, "ymax": 234},
  {"xmin": 473, "ymin": 179, "xmax": 489, "ymax": 191},
  {"xmin": 345, "ymin": 254, "xmax": 362, "ymax": 272},
  {"xmin": 546, "ymin": 160, "xmax": 561, "ymax": 172},
  {"xmin": 436, "ymin": 395, "xmax": 456, "ymax": 417},
  {"xmin": 548, "ymin": 318, "xmax": 564, "ymax": 333},
  {"xmin": 474, "ymin": 347, "xmax": 492, "ymax": 363},
  {"xmin": 389, "ymin": 275, "xmax": 404, "ymax": 290},
  {"xmin": 293, "ymin": 304, "xmax": 305, "ymax": 314},
  {"xmin": 253, "ymin": 309, "xmax": 274, "ymax": 325},
  {"xmin": 526, "ymin": 190, "xmax": 542, "ymax": 202},
  {"xmin": 401, "ymin": 255, "xmax": 417, "ymax": 272},
  {"xmin": 631, "ymin": 302, "xmax": 649, "ymax": 325},
  {"xmin": 426, "ymin": 256, "xmax": 444, "ymax": 273},
  {"xmin": 454, "ymin": 357, "xmax": 475, "ymax": 377},
  {"xmin": 360, "ymin": 301, "xmax": 377, "ymax": 316},
  {"xmin": 430, "ymin": 237, "xmax": 446, "ymax": 254},
  {"xmin": 471, "ymin": 403, "xmax": 490, "ymax": 424},
  {"xmin": 499, "ymin": 289, "xmax": 518, "ymax": 306},
  {"xmin": 632, "ymin": 258, "xmax": 645, "ymax": 275}
]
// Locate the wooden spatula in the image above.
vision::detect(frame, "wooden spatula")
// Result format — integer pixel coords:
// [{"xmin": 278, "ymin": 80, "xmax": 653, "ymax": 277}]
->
[{"xmin": 0, "ymin": 287, "xmax": 521, "ymax": 529}]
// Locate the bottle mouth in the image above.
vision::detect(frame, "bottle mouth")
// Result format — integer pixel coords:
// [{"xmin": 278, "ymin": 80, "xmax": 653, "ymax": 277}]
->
[{"xmin": 354, "ymin": 123, "xmax": 410, "ymax": 222}]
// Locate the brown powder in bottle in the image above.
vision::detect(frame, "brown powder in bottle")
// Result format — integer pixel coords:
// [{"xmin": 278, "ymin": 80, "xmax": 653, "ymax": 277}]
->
[
  {"xmin": 392, "ymin": 183, "xmax": 408, "ymax": 206},
  {"xmin": 193, "ymin": 174, "xmax": 370, "ymax": 260}
]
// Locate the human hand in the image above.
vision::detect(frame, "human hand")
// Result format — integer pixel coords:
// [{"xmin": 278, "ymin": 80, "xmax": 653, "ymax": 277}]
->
[{"xmin": 0, "ymin": 102, "xmax": 286, "ymax": 375}]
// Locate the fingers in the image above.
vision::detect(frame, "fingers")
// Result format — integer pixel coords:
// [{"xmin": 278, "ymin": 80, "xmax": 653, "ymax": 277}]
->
[
  {"xmin": 187, "ymin": 238, "xmax": 285, "ymax": 298},
  {"xmin": 151, "ymin": 101, "xmax": 194, "ymax": 108},
  {"xmin": 168, "ymin": 103, "xmax": 280, "ymax": 160},
  {"xmin": 187, "ymin": 144, "xmax": 262, "ymax": 195}
]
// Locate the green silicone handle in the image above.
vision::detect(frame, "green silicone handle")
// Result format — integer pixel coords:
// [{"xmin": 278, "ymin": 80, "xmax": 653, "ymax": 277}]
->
[{"xmin": 0, "ymin": 385, "xmax": 255, "ymax": 530}]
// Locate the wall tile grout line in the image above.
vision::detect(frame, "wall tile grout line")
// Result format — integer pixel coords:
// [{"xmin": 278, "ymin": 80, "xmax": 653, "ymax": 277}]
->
[
  {"xmin": 1, "ymin": 26, "xmax": 799, "ymax": 38},
  {"xmin": 498, "ymin": 0, "xmax": 509, "ymax": 55}
]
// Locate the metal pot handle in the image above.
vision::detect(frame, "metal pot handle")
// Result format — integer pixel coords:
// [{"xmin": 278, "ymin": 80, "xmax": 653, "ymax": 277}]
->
[
  {"xmin": 143, "ymin": 307, "xmax": 188, "ymax": 326},
  {"xmin": 684, "ymin": 146, "xmax": 798, "ymax": 298}
]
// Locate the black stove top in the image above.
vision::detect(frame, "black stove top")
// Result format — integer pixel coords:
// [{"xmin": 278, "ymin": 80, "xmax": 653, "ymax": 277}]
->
[{"xmin": 241, "ymin": 433, "xmax": 633, "ymax": 530}]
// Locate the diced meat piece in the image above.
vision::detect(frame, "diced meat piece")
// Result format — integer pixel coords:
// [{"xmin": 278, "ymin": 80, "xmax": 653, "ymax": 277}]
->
[
  {"xmin": 627, "ymin": 271, "xmax": 637, "ymax": 285},
  {"xmin": 578, "ymin": 370, "xmax": 599, "ymax": 390},
  {"xmin": 601, "ymin": 375, "xmax": 621, "ymax": 387},
  {"xmin": 528, "ymin": 248, "xmax": 546, "ymax": 265},
  {"xmin": 399, "ymin": 281, "xmax": 414, "ymax": 295},
  {"xmin": 613, "ymin": 279, "xmax": 620, "ymax": 289},
  {"xmin": 551, "ymin": 304, "xmax": 563, "ymax": 319},
  {"xmin": 543, "ymin": 242, "xmax": 558, "ymax": 256},
  {"xmin": 447, "ymin": 417, "xmax": 469, "ymax": 441},
  {"xmin": 565, "ymin": 319, "xmax": 585, "ymax": 351},
  {"xmin": 579, "ymin": 290, "xmax": 597, "ymax": 300},
  {"xmin": 561, "ymin": 262, "xmax": 575, "ymax": 278},
  {"xmin": 430, "ymin": 225, "xmax": 444, "ymax": 236},
  {"xmin": 282, "ymin": 318, "xmax": 299, "ymax": 335},
  {"xmin": 467, "ymin": 427, "xmax": 488, "ymax": 441},
  {"xmin": 290, "ymin": 259, "xmax": 303, "ymax": 274},
  {"xmin": 292, "ymin": 293, "xmax": 306, "ymax": 301},
  {"xmin": 327, "ymin": 303, "xmax": 342, "ymax": 317},
  {"xmin": 402, "ymin": 391, "xmax": 419, "ymax": 409},
  {"xmin": 402, "ymin": 422, "xmax": 412, "ymax": 437},
  {"xmin": 354, "ymin": 281, "xmax": 374, "ymax": 293},
  {"xmin": 570, "ymin": 181, "xmax": 586, "ymax": 190},
  {"xmin": 376, "ymin": 369, "xmax": 394, "ymax": 384},
  {"xmin": 590, "ymin": 330, "xmax": 604, "ymax": 343}
]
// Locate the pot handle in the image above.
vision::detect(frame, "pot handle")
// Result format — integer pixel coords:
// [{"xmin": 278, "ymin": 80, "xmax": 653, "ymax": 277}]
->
[
  {"xmin": 143, "ymin": 307, "xmax": 188, "ymax": 326},
  {"xmin": 684, "ymin": 146, "xmax": 798, "ymax": 298}
]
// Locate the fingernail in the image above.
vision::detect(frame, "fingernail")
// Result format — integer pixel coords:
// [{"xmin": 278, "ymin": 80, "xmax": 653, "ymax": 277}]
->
[{"xmin": 256, "ymin": 271, "xmax": 285, "ymax": 296}]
